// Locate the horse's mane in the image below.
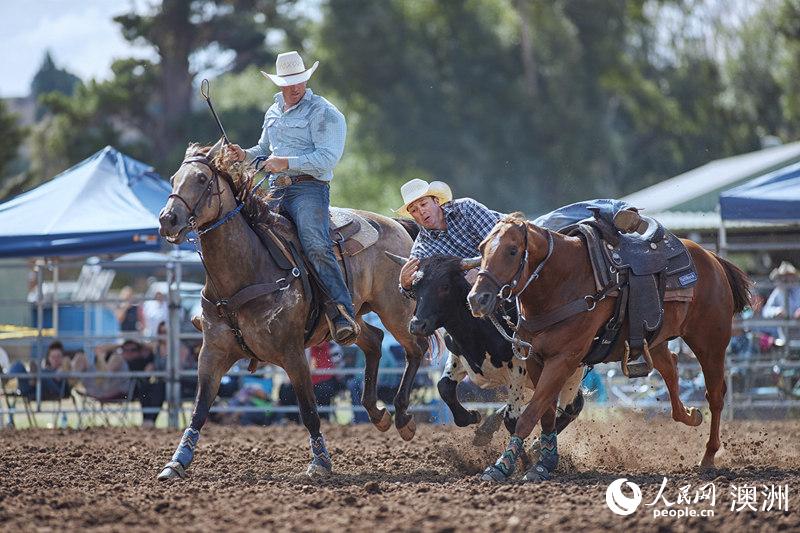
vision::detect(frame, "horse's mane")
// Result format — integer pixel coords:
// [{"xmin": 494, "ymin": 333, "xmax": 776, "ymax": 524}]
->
[{"xmin": 187, "ymin": 143, "xmax": 275, "ymax": 226}]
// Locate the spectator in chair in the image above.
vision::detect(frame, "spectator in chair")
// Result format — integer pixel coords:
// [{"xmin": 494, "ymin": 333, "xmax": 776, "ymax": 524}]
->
[
  {"xmin": 9, "ymin": 340, "xmax": 71, "ymax": 400},
  {"xmin": 763, "ymin": 261, "xmax": 800, "ymax": 345}
]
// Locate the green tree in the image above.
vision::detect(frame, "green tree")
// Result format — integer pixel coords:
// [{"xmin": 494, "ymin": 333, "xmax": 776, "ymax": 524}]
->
[
  {"xmin": 30, "ymin": 51, "xmax": 81, "ymax": 99},
  {"xmin": 0, "ymin": 100, "xmax": 26, "ymax": 197},
  {"xmin": 114, "ymin": 0, "xmax": 304, "ymax": 161},
  {"xmin": 30, "ymin": 51, "xmax": 82, "ymax": 120}
]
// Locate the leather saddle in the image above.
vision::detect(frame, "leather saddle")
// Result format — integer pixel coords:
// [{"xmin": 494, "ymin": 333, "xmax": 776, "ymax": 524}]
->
[
  {"xmin": 566, "ymin": 213, "xmax": 698, "ymax": 378},
  {"xmin": 250, "ymin": 207, "xmax": 379, "ymax": 343}
]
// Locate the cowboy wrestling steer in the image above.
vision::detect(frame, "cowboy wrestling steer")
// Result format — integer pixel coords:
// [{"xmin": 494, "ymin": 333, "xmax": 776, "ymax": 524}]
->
[{"xmin": 388, "ymin": 252, "xmax": 585, "ymax": 474}]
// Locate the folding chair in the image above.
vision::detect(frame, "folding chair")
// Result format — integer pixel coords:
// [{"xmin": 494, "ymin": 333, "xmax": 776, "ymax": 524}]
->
[
  {"xmin": 0, "ymin": 378, "xmax": 36, "ymax": 428},
  {"xmin": 72, "ymin": 379, "xmax": 137, "ymax": 428}
]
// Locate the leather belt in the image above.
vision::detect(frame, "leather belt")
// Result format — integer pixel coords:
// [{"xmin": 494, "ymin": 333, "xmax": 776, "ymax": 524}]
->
[{"xmin": 272, "ymin": 174, "xmax": 326, "ymax": 187}]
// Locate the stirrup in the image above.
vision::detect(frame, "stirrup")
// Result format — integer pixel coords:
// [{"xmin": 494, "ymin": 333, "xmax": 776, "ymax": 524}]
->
[
  {"xmin": 621, "ymin": 340, "xmax": 654, "ymax": 378},
  {"xmin": 324, "ymin": 304, "xmax": 360, "ymax": 345}
]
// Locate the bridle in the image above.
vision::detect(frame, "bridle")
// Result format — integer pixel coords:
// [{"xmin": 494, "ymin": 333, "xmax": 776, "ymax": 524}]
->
[
  {"xmin": 474, "ymin": 221, "xmax": 554, "ymax": 362},
  {"xmin": 476, "ymin": 221, "xmax": 554, "ymax": 302},
  {"xmin": 167, "ymin": 153, "xmax": 264, "ymax": 241}
]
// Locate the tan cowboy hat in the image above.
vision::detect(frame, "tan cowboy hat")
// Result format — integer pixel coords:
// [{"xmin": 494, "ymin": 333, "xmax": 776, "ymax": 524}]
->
[
  {"xmin": 394, "ymin": 178, "xmax": 453, "ymax": 217},
  {"xmin": 770, "ymin": 261, "xmax": 799, "ymax": 281},
  {"xmin": 261, "ymin": 51, "xmax": 319, "ymax": 87}
]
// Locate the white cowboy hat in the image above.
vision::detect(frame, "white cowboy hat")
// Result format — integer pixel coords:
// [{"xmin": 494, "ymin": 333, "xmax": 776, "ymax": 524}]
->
[
  {"xmin": 394, "ymin": 178, "xmax": 453, "ymax": 217},
  {"xmin": 770, "ymin": 261, "xmax": 799, "ymax": 281},
  {"xmin": 260, "ymin": 51, "xmax": 319, "ymax": 87}
]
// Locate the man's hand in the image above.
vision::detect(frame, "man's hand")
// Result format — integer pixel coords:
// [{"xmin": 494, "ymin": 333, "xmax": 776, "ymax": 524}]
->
[
  {"xmin": 223, "ymin": 144, "xmax": 245, "ymax": 164},
  {"xmin": 794, "ymin": 308, "xmax": 800, "ymax": 319},
  {"xmin": 263, "ymin": 155, "xmax": 289, "ymax": 173},
  {"xmin": 399, "ymin": 257, "xmax": 420, "ymax": 290}
]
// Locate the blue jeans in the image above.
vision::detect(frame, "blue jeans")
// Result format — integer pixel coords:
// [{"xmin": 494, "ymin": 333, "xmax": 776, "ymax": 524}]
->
[
  {"xmin": 533, "ymin": 199, "xmax": 632, "ymax": 232},
  {"xmin": 270, "ymin": 180, "xmax": 355, "ymax": 317}
]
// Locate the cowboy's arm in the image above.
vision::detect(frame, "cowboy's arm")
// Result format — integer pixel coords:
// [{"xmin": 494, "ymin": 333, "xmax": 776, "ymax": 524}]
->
[{"xmin": 286, "ymin": 106, "xmax": 346, "ymax": 178}]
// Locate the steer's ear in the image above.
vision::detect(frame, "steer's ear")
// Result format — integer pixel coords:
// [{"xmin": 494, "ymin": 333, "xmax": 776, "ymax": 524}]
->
[
  {"xmin": 385, "ymin": 251, "xmax": 410, "ymax": 266},
  {"xmin": 459, "ymin": 256, "xmax": 482, "ymax": 270}
]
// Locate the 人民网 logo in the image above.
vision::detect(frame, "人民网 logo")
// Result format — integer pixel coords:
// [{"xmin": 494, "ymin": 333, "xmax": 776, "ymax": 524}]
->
[{"xmin": 606, "ymin": 478, "xmax": 643, "ymax": 516}]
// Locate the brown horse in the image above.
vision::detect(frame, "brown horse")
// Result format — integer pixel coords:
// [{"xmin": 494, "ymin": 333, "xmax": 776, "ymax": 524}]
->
[
  {"xmin": 466, "ymin": 213, "xmax": 751, "ymax": 481},
  {"xmin": 156, "ymin": 139, "xmax": 433, "ymax": 479}
]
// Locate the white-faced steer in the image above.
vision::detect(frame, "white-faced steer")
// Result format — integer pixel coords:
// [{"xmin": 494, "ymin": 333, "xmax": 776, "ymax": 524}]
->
[{"xmin": 387, "ymin": 253, "xmax": 585, "ymax": 472}]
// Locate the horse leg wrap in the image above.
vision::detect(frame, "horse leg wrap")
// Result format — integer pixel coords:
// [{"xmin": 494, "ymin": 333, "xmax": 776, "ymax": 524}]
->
[
  {"xmin": 481, "ymin": 435, "xmax": 524, "ymax": 483},
  {"xmin": 523, "ymin": 431, "xmax": 558, "ymax": 482},
  {"xmin": 307, "ymin": 434, "xmax": 332, "ymax": 477},
  {"xmin": 158, "ymin": 428, "xmax": 200, "ymax": 480}
]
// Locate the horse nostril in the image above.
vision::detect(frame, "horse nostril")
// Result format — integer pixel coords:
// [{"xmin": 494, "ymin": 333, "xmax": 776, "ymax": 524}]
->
[{"xmin": 160, "ymin": 210, "xmax": 177, "ymax": 228}]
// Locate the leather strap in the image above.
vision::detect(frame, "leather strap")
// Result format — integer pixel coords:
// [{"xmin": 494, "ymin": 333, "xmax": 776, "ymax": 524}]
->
[
  {"xmin": 225, "ymin": 279, "xmax": 294, "ymax": 312},
  {"xmin": 519, "ymin": 282, "xmax": 622, "ymax": 334}
]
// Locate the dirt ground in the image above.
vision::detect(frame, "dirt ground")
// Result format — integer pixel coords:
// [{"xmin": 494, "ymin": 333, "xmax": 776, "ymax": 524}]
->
[{"xmin": 1, "ymin": 410, "xmax": 799, "ymax": 532}]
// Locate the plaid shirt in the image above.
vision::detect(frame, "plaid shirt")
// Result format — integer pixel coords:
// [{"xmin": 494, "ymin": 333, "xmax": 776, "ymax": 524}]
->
[{"xmin": 410, "ymin": 198, "xmax": 504, "ymax": 259}]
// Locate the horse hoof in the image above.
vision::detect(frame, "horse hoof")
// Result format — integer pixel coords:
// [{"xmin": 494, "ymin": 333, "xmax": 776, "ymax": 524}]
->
[
  {"xmin": 398, "ymin": 418, "xmax": 416, "ymax": 441},
  {"xmin": 480, "ymin": 466, "xmax": 509, "ymax": 483},
  {"xmin": 688, "ymin": 408, "xmax": 703, "ymax": 427},
  {"xmin": 697, "ymin": 456, "xmax": 716, "ymax": 471},
  {"xmin": 522, "ymin": 463, "xmax": 551, "ymax": 483},
  {"xmin": 306, "ymin": 462, "xmax": 332, "ymax": 478},
  {"xmin": 373, "ymin": 409, "xmax": 392, "ymax": 432},
  {"xmin": 157, "ymin": 463, "xmax": 185, "ymax": 481}
]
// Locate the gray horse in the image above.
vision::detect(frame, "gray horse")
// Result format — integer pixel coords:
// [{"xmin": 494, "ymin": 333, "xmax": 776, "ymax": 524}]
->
[{"xmin": 157, "ymin": 139, "xmax": 435, "ymax": 478}]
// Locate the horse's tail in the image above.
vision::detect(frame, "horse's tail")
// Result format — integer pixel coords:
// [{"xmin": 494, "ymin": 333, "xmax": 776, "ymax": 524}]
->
[
  {"xmin": 713, "ymin": 252, "xmax": 753, "ymax": 314},
  {"xmin": 393, "ymin": 217, "xmax": 420, "ymax": 240},
  {"xmin": 426, "ymin": 328, "xmax": 449, "ymax": 363}
]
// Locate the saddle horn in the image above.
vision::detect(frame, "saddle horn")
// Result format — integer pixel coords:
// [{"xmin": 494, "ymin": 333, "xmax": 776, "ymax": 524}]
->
[
  {"xmin": 385, "ymin": 251, "xmax": 409, "ymax": 266},
  {"xmin": 459, "ymin": 256, "xmax": 482, "ymax": 270}
]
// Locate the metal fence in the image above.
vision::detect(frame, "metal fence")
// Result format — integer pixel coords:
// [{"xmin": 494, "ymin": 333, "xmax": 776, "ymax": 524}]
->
[{"xmin": 1, "ymin": 255, "xmax": 800, "ymax": 429}]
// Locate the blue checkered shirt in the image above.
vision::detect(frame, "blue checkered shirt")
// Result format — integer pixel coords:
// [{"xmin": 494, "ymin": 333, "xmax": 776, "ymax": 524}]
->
[
  {"xmin": 244, "ymin": 88, "xmax": 346, "ymax": 182},
  {"xmin": 409, "ymin": 198, "xmax": 504, "ymax": 259}
]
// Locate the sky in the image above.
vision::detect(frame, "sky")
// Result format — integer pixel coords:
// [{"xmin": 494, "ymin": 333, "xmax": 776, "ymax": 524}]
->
[{"xmin": 0, "ymin": 1, "xmax": 156, "ymax": 98}]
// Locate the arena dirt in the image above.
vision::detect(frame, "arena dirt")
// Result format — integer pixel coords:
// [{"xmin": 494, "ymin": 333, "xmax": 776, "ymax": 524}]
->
[{"xmin": 2, "ymin": 410, "xmax": 799, "ymax": 532}]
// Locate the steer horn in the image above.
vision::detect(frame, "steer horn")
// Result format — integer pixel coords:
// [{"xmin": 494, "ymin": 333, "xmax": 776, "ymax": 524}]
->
[
  {"xmin": 459, "ymin": 256, "xmax": 482, "ymax": 270},
  {"xmin": 385, "ymin": 251, "xmax": 410, "ymax": 266}
]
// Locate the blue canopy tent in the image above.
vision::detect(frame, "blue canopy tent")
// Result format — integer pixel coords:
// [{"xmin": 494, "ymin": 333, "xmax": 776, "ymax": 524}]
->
[
  {"xmin": 718, "ymin": 161, "xmax": 800, "ymax": 255},
  {"xmin": 720, "ymin": 162, "xmax": 800, "ymax": 222},
  {"xmin": 0, "ymin": 146, "xmax": 177, "ymax": 258}
]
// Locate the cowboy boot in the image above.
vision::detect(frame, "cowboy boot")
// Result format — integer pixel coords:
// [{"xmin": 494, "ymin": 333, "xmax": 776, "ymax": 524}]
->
[{"xmin": 324, "ymin": 302, "xmax": 360, "ymax": 345}]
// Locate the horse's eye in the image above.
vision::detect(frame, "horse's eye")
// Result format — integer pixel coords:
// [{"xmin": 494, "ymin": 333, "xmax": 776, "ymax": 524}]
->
[
  {"xmin": 509, "ymin": 246, "xmax": 518, "ymax": 256},
  {"xmin": 198, "ymin": 174, "xmax": 207, "ymax": 183}
]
